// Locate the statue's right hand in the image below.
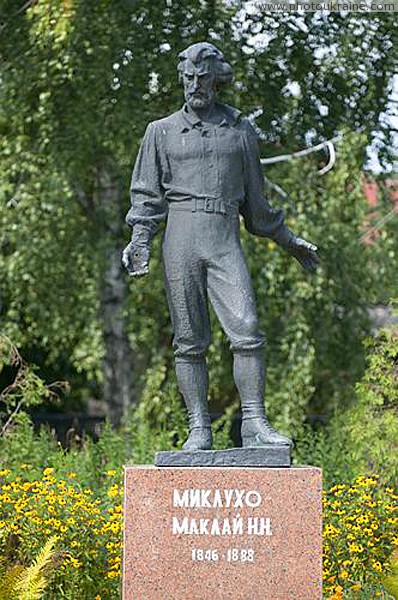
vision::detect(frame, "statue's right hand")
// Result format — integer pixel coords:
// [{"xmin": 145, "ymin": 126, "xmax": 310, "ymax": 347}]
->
[{"xmin": 122, "ymin": 242, "xmax": 150, "ymax": 277}]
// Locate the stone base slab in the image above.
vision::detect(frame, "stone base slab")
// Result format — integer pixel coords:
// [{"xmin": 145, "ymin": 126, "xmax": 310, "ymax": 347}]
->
[
  {"xmin": 123, "ymin": 465, "xmax": 322, "ymax": 600},
  {"xmin": 154, "ymin": 445, "xmax": 291, "ymax": 467}
]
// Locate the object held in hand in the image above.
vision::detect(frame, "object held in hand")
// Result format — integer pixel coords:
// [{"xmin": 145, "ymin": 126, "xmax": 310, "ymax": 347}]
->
[{"xmin": 122, "ymin": 242, "xmax": 150, "ymax": 277}]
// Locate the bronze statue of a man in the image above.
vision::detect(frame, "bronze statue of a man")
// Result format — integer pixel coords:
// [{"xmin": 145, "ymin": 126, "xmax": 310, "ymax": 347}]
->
[{"xmin": 122, "ymin": 42, "xmax": 319, "ymax": 451}]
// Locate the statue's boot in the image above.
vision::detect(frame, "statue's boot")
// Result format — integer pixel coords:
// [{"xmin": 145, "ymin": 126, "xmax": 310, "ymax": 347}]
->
[
  {"xmin": 233, "ymin": 350, "xmax": 292, "ymax": 447},
  {"xmin": 175, "ymin": 358, "xmax": 213, "ymax": 451}
]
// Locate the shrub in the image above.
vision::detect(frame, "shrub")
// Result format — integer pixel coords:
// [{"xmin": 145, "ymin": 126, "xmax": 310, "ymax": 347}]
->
[
  {"xmin": 323, "ymin": 475, "xmax": 397, "ymax": 598},
  {"xmin": 1, "ymin": 447, "xmax": 397, "ymax": 598},
  {"xmin": 0, "ymin": 467, "xmax": 123, "ymax": 599},
  {"xmin": 294, "ymin": 324, "xmax": 398, "ymax": 488},
  {"xmin": 0, "ymin": 536, "xmax": 57, "ymax": 600},
  {"xmin": 1, "ymin": 337, "xmax": 396, "ymax": 598}
]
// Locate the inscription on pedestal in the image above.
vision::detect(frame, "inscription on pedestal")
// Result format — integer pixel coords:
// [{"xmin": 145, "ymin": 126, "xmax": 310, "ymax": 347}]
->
[{"xmin": 123, "ymin": 466, "xmax": 322, "ymax": 600}]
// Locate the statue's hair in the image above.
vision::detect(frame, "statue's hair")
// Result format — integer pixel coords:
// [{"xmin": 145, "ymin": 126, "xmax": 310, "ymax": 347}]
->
[{"xmin": 177, "ymin": 42, "xmax": 233, "ymax": 87}]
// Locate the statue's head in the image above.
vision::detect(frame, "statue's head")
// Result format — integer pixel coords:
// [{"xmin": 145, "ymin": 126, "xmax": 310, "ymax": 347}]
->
[{"xmin": 177, "ymin": 42, "xmax": 233, "ymax": 110}]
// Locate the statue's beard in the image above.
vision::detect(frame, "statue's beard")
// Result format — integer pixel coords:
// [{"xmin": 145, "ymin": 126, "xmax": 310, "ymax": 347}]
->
[{"xmin": 185, "ymin": 90, "xmax": 214, "ymax": 109}]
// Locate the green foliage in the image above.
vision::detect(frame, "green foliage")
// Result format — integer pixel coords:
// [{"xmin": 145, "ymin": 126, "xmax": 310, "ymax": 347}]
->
[
  {"xmin": 293, "ymin": 418, "xmax": 351, "ymax": 488},
  {"xmin": 294, "ymin": 323, "xmax": 398, "ymax": 488},
  {"xmin": 15, "ymin": 536, "xmax": 58, "ymax": 600},
  {"xmin": 383, "ymin": 552, "xmax": 398, "ymax": 599},
  {"xmin": 0, "ymin": 460, "xmax": 123, "ymax": 600},
  {"xmin": 1, "ymin": 414, "xmax": 397, "ymax": 599},
  {"xmin": 0, "ymin": 563, "xmax": 24, "ymax": 600},
  {"xmin": 0, "ymin": 536, "xmax": 57, "ymax": 600},
  {"xmin": 323, "ymin": 475, "xmax": 397, "ymax": 599},
  {"xmin": 0, "ymin": 339, "xmax": 397, "ymax": 599},
  {"xmin": 348, "ymin": 325, "xmax": 398, "ymax": 485},
  {"xmin": 0, "ymin": 334, "xmax": 65, "ymax": 436},
  {"xmin": 231, "ymin": 13, "xmax": 396, "ymax": 166},
  {"xmin": 0, "ymin": 2, "xmax": 396, "ymax": 419},
  {"xmin": 123, "ymin": 360, "xmax": 236, "ymax": 461}
]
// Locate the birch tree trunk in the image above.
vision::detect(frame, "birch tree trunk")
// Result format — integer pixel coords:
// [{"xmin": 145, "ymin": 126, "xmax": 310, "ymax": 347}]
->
[{"xmin": 97, "ymin": 171, "xmax": 135, "ymax": 423}]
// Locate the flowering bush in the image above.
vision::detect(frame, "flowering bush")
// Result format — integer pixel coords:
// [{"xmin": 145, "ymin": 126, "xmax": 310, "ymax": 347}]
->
[
  {"xmin": 1, "ymin": 336, "xmax": 396, "ymax": 598},
  {"xmin": 323, "ymin": 475, "xmax": 397, "ymax": 599},
  {"xmin": 1, "ymin": 466, "xmax": 397, "ymax": 599},
  {"xmin": 0, "ymin": 466, "xmax": 123, "ymax": 599}
]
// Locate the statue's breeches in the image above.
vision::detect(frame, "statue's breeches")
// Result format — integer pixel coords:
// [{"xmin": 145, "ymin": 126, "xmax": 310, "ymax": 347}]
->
[{"xmin": 162, "ymin": 207, "xmax": 264, "ymax": 359}]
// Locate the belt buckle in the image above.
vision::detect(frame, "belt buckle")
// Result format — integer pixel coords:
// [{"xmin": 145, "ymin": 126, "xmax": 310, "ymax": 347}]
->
[{"xmin": 204, "ymin": 198, "xmax": 214, "ymax": 213}]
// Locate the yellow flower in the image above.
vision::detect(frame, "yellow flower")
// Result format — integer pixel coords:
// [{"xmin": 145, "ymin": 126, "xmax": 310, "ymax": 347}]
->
[
  {"xmin": 106, "ymin": 470, "xmax": 116, "ymax": 477},
  {"xmin": 0, "ymin": 469, "xmax": 10, "ymax": 477},
  {"xmin": 372, "ymin": 561, "xmax": 382, "ymax": 573},
  {"xmin": 107, "ymin": 485, "xmax": 119, "ymax": 499},
  {"xmin": 356, "ymin": 515, "xmax": 368, "ymax": 525},
  {"xmin": 69, "ymin": 557, "xmax": 81, "ymax": 569},
  {"xmin": 43, "ymin": 467, "xmax": 54, "ymax": 476},
  {"xmin": 106, "ymin": 571, "xmax": 119, "ymax": 579},
  {"xmin": 324, "ymin": 524, "xmax": 339, "ymax": 538},
  {"xmin": 348, "ymin": 543, "xmax": 364, "ymax": 554},
  {"xmin": 68, "ymin": 472, "xmax": 77, "ymax": 479},
  {"xmin": 340, "ymin": 570, "xmax": 349, "ymax": 580}
]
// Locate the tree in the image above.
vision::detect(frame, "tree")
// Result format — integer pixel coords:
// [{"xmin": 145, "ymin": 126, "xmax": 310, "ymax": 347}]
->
[
  {"xmin": 227, "ymin": 11, "xmax": 397, "ymax": 168},
  {"xmin": 0, "ymin": 2, "xmax": 396, "ymax": 424},
  {"xmin": 0, "ymin": 0, "xmax": 236, "ymax": 419}
]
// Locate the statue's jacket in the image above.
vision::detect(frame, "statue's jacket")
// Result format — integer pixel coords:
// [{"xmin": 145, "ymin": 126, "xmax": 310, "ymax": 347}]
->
[{"xmin": 126, "ymin": 102, "xmax": 292, "ymax": 248}]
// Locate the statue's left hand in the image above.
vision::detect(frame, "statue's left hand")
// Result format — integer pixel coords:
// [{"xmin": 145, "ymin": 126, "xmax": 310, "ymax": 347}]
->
[{"xmin": 287, "ymin": 236, "xmax": 320, "ymax": 271}]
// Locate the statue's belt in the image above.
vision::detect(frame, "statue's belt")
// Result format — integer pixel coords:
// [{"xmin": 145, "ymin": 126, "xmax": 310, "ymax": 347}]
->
[{"xmin": 168, "ymin": 198, "xmax": 233, "ymax": 216}]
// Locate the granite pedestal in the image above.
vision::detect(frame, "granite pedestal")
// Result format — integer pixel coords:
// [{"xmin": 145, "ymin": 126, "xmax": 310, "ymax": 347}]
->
[{"xmin": 123, "ymin": 465, "xmax": 322, "ymax": 600}]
